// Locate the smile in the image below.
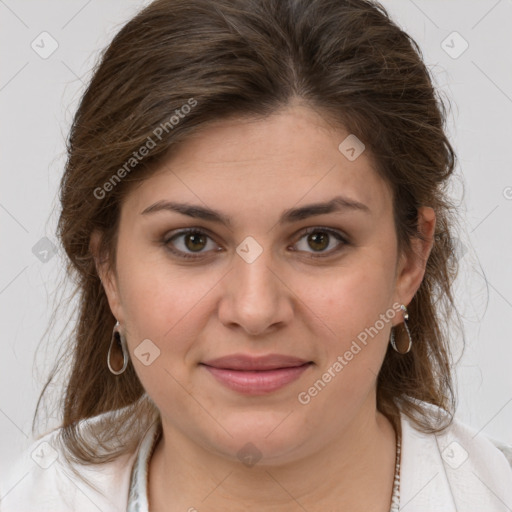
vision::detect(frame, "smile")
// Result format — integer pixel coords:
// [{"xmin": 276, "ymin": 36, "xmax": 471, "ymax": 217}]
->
[{"xmin": 199, "ymin": 354, "xmax": 314, "ymax": 395}]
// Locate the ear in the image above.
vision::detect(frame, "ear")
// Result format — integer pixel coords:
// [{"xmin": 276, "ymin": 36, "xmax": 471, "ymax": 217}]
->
[
  {"xmin": 393, "ymin": 206, "xmax": 436, "ymax": 311},
  {"xmin": 89, "ymin": 229, "xmax": 124, "ymax": 323}
]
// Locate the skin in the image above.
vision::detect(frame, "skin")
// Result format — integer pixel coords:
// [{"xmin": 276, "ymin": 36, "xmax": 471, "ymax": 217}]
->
[{"xmin": 92, "ymin": 101, "xmax": 435, "ymax": 511}]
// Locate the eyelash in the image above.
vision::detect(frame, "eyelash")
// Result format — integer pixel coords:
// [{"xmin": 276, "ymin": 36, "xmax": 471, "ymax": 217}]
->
[{"xmin": 162, "ymin": 226, "xmax": 350, "ymax": 260}]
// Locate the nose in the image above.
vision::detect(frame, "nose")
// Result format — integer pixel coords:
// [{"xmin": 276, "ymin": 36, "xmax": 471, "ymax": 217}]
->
[{"xmin": 218, "ymin": 243, "xmax": 293, "ymax": 337}]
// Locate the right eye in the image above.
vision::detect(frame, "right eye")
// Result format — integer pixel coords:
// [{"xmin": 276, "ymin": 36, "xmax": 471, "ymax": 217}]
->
[{"xmin": 163, "ymin": 228, "xmax": 222, "ymax": 259}]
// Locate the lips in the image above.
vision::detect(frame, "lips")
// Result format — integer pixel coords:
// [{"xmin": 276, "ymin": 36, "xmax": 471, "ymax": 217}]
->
[
  {"xmin": 200, "ymin": 354, "xmax": 313, "ymax": 395},
  {"xmin": 201, "ymin": 354, "xmax": 311, "ymax": 371}
]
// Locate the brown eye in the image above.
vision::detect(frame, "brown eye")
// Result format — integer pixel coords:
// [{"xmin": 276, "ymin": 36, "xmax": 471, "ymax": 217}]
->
[
  {"xmin": 307, "ymin": 231, "xmax": 330, "ymax": 251},
  {"xmin": 164, "ymin": 228, "xmax": 219, "ymax": 259},
  {"xmin": 163, "ymin": 226, "xmax": 348, "ymax": 260},
  {"xmin": 294, "ymin": 227, "xmax": 349, "ymax": 257},
  {"xmin": 184, "ymin": 232, "xmax": 207, "ymax": 252}
]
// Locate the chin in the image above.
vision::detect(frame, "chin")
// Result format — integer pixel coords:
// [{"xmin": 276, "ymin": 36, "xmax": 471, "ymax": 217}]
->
[{"xmin": 201, "ymin": 417, "xmax": 313, "ymax": 467}]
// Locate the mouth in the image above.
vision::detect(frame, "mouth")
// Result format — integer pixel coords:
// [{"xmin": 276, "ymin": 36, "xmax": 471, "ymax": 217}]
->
[{"xmin": 199, "ymin": 354, "xmax": 314, "ymax": 395}]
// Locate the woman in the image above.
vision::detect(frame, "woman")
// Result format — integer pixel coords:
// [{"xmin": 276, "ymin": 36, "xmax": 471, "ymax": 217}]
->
[{"xmin": 2, "ymin": 0, "xmax": 511, "ymax": 510}]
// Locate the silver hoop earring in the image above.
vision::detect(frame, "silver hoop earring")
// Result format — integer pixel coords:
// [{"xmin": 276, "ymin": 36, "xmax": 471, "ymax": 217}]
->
[
  {"xmin": 107, "ymin": 321, "xmax": 129, "ymax": 375},
  {"xmin": 390, "ymin": 304, "xmax": 413, "ymax": 354}
]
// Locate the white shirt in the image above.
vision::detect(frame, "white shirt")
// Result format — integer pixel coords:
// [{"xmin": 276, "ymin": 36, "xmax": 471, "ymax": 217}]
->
[
  {"xmin": 125, "ymin": 421, "xmax": 401, "ymax": 511},
  {"xmin": 2, "ymin": 405, "xmax": 512, "ymax": 511}
]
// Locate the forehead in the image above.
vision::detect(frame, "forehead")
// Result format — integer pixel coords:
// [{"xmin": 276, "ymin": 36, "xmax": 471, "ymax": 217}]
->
[{"xmin": 123, "ymin": 105, "xmax": 392, "ymax": 222}]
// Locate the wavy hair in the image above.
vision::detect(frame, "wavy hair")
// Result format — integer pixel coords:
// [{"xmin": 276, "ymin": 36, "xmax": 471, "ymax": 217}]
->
[{"xmin": 34, "ymin": 0, "xmax": 462, "ymax": 467}]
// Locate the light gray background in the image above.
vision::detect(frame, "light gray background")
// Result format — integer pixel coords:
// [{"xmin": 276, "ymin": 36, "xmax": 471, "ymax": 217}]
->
[{"xmin": 1, "ymin": 0, "xmax": 511, "ymax": 484}]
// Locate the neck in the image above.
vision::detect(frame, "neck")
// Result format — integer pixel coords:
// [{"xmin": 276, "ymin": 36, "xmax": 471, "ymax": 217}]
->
[{"xmin": 148, "ymin": 401, "xmax": 398, "ymax": 512}]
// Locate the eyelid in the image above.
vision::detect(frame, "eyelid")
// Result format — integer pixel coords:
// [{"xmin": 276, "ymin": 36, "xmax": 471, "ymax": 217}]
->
[
  {"xmin": 162, "ymin": 226, "xmax": 349, "ymax": 259},
  {"xmin": 297, "ymin": 226, "xmax": 349, "ymax": 243},
  {"xmin": 163, "ymin": 227, "xmax": 222, "ymax": 259},
  {"xmin": 291, "ymin": 226, "xmax": 349, "ymax": 257}
]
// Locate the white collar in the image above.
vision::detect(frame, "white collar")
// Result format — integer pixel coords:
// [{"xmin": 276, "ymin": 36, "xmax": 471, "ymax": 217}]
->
[
  {"xmin": 126, "ymin": 409, "xmax": 512, "ymax": 511},
  {"xmin": 400, "ymin": 409, "xmax": 512, "ymax": 511},
  {"xmin": 3, "ymin": 405, "xmax": 512, "ymax": 511}
]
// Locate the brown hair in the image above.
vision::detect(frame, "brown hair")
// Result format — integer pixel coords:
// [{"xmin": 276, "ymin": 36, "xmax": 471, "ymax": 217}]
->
[{"xmin": 35, "ymin": 0, "xmax": 462, "ymax": 467}]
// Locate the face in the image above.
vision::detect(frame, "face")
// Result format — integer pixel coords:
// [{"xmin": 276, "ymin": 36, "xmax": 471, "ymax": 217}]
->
[{"xmin": 94, "ymin": 103, "xmax": 434, "ymax": 464}]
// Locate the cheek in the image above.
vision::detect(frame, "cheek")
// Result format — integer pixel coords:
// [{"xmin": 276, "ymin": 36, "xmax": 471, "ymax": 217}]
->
[
  {"xmin": 295, "ymin": 269, "xmax": 396, "ymax": 421},
  {"xmin": 115, "ymin": 231, "xmax": 198, "ymax": 334},
  {"xmin": 115, "ymin": 261, "xmax": 207, "ymax": 410},
  {"xmin": 114, "ymin": 248, "xmax": 225, "ymax": 381},
  {"xmin": 294, "ymin": 259, "xmax": 397, "ymax": 410},
  {"xmin": 302, "ymin": 259, "xmax": 395, "ymax": 345}
]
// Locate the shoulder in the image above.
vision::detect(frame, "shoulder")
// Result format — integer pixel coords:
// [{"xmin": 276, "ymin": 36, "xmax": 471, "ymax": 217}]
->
[
  {"xmin": 401, "ymin": 401, "xmax": 512, "ymax": 467},
  {"xmin": 487, "ymin": 435, "xmax": 512, "ymax": 468},
  {"xmin": 0, "ymin": 411, "xmax": 138, "ymax": 512},
  {"xmin": 443, "ymin": 415, "xmax": 512, "ymax": 467},
  {"xmin": 399, "ymin": 403, "xmax": 512, "ymax": 511},
  {"xmin": 401, "ymin": 403, "xmax": 512, "ymax": 473}
]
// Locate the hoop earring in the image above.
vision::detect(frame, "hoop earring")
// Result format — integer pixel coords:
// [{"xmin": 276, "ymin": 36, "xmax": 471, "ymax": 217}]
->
[
  {"xmin": 390, "ymin": 304, "xmax": 413, "ymax": 354},
  {"xmin": 107, "ymin": 321, "xmax": 129, "ymax": 375}
]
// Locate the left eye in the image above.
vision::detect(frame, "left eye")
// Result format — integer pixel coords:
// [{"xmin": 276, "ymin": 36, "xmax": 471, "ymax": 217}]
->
[
  {"xmin": 293, "ymin": 227, "xmax": 348, "ymax": 256},
  {"xmin": 163, "ymin": 227, "xmax": 348, "ymax": 259}
]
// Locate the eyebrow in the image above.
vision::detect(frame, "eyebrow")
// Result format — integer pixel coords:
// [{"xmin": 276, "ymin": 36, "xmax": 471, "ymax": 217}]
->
[{"xmin": 140, "ymin": 195, "xmax": 371, "ymax": 227}]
